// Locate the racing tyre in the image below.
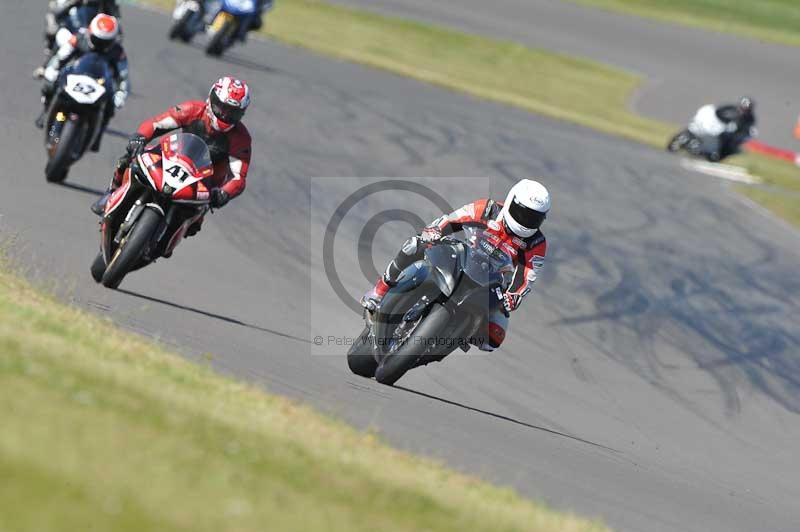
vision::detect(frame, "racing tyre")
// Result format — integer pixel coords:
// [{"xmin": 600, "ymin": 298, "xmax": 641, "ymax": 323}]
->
[
  {"xmin": 206, "ymin": 18, "xmax": 234, "ymax": 56},
  {"xmin": 347, "ymin": 326, "xmax": 378, "ymax": 378},
  {"xmin": 101, "ymin": 208, "xmax": 161, "ymax": 289},
  {"xmin": 45, "ymin": 119, "xmax": 78, "ymax": 183},
  {"xmin": 374, "ymin": 304, "xmax": 450, "ymax": 386},
  {"xmin": 90, "ymin": 251, "xmax": 106, "ymax": 283},
  {"xmin": 168, "ymin": 11, "xmax": 193, "ymax": 41}
]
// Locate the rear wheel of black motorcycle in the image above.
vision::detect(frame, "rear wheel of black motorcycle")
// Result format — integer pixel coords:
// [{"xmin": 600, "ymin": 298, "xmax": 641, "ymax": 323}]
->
[
  {"xmin": 375, "ymin": 304, "xmax": 450, "ymax": 386},
  {"xmin": 101, "ymin": 208, "xmax": 161, "ymax": 289},
  {"xmin": 45, "ymin": 119, "xmax": 78, "ymax": 183},
  {"xmin": 347, "ymin": 326, "xmax": 379, "ymax": 378},
  {"xmin": 90, "ymin": 251, "xmax": 106, "ymax": 283}
]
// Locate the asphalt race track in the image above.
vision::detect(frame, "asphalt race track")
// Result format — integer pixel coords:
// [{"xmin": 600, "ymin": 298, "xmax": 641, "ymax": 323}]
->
[
  {"xmin": 2, "ymin": 3, "xmax": 800, "ymax": 531},
  {"xmin": 333, "ymin": 0, "xmax": 800, "ymax": 148}
]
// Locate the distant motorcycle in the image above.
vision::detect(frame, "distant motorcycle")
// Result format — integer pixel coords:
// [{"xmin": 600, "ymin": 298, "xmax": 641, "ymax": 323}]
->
[
  {"xmin": 91, "ymin": 133, "xmax": 214, "ymax": 288},
  {"xmin": 168, "ymin": 0, "xmax": 204, "ymax": 43},
  {"xmin": 347, "ymin": 229, "xmax": 514, "ymax": 385},
  {"xmin": 205, "ymin": 0, "xmax": 264, "ymax": 56},
  {"xmin": 42, "ymin": 52, "xmax": 114, "ymax": 182},
  {"xmin": 667, "ymin": 104, "xmax": 754, "ymax": 162}
]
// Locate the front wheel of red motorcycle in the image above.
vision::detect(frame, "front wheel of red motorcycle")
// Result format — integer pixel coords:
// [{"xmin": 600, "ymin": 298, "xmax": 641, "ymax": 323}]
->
[{"xmin": 101, "ymin": 208, "xmax": 161, "ymax": 289}]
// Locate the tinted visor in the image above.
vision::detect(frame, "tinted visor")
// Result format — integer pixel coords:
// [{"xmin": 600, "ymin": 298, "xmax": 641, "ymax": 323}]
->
[
  {"xmin": 90, "ymin": 34, "xmax": 114, "ymax": 52},
  {"xmin": 210, "ymin": 91, "xmax": 245, "ymax": 125},
  {"xmin": 508, "ymin": 199, "xmax": 546, "ymax": 231}
]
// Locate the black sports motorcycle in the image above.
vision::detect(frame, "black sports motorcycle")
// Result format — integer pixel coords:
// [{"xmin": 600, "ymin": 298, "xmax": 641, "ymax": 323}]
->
[
  {"xmin": 347, "ymin": 228, "xmax": 514, "ymax": 385},
  {"xmin": 43, "ymin": 52, "xmax": 113, "ymax": 182}
]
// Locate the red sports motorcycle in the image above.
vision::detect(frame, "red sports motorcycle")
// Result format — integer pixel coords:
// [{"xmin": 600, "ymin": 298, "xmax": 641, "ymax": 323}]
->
[{"xmin": 91, "ymin": 132, "xmax": 214, "ymax": 288}]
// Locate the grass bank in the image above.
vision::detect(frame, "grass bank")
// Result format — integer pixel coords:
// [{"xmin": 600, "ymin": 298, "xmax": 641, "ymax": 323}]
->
[
  {"xmin": 141, "ymin": 0, "xmax": 800, "ymax": 226},
  {"xmin": 0, "ymin": 266, "xmax": 609, "ymax": 532},
  {"xmin": 566, "ymin": 0, "xmax": 800, "ymax": 48}
]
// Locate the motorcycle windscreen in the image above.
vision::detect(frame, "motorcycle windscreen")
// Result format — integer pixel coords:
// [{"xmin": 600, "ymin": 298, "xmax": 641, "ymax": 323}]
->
[
  {"xmin": 423, "ymin": 243, "xmax": 463, "ymax": 297},
  {"xmin": 160, "ymin": 133, "xmax": 214, "ymax": 179},
  {"xmin": 66, "ymin": 53, "xmax": 113, "ymax": 83},
  {"xmin": 462, "ymin": 244, "xmax": 514, "ymax": 288}
]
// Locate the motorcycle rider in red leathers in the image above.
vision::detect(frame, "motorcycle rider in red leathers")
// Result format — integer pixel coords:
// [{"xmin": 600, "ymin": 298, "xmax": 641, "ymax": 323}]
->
[
  {"xmin": 361, "ymin": 179, "xmax": 550, "ymax": 353},
  {"xmin": 92, "ymin": 77, "xmax": 252, "ymax": 242}
]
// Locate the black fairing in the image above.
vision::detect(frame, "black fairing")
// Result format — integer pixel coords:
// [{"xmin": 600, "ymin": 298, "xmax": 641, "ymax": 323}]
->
[
  {"xmin": 57, "ymin": 53, "xmax": 114, "ymax": 110},
  {"xmin": 372, "ymin": 238, "xmax": 505, "ymax": 358}
]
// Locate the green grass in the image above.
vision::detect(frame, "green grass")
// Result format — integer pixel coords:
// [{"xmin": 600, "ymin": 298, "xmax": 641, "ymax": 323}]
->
[
  {"xmin": 731, "ymin": 153, "xmax": 800, "ymax": 226},
  {"xmin": 0, "ymin": 267, "xmax": 609, "ymax": 532},
  {"xmin": 143, "ymin": 0, "xmax": 800, "ymax": 225},
  {"xmin": 566, "ymin": 0, "xmax": 800, "ymax": 47}
]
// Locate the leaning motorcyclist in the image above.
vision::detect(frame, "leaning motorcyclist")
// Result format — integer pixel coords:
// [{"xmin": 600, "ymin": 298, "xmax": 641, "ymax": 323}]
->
[
  {"xmin": 91, "ymin": 76, "xmax": 252, "ymax": 242},
  {"xmin": 36, "ymin": 14, "xmax": 129, "ymax": 152},
  {"xmin": 39, "ymin": 0, "xmax": 121, "ymax": 73},
  {"xmin": 190, "ymin": 0, "xmax": 274, "ymax": 35},
  {"xmin": 361, "ymin": 179, "xmax": 550, "ymax": 352},
  {"xmin": 715, "ymin": 96, "xmax": 756, "ymax": 157},
  {"xmin": 690, "ymin": 96, "xmax": 757, "ymax": 161}
]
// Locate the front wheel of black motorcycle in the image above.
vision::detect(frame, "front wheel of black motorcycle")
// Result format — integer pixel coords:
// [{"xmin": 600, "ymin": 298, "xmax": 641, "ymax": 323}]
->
[
  {"xmin": 101, "ymin": 208, "xmax": 161, "ymax": 289},
  {"xmin": 347, "ymin": 326, "xmax": 379, "ymax": 378},
  {"xmin": 374, "ymin": 304, "xmax": 451, "ymax": 386},
  {"xmin": 45, "ymin": 119, "xmax": 79, "ymax": 183}
]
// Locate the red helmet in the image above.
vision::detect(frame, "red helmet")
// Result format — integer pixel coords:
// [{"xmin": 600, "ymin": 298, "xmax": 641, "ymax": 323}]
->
[
  {"xmin": 89, "ymin": 14, "xmax": 119, "ymax": 52},
  {"xmin": 206, "ymin": 77, "xmax": 250, "ymax": 132}
]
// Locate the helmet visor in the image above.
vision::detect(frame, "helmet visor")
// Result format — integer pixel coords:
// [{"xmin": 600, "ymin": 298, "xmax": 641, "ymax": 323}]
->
[
  {"xmin": 210, "ymin": 90, "xmax": 245, "ymax": 125},
  {"xmin": 90, "ymin": 34, "xmax": 114, "ymax": 52},
  {"xmin": 508, "ymin": 199, "xmax": 546, "ymax": 231}
]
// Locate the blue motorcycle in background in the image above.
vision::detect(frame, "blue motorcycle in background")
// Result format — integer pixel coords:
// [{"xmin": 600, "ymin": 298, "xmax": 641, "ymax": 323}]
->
[{"xmin": 168, "ymin": 0, "xmax": 272, "ymax": 56}]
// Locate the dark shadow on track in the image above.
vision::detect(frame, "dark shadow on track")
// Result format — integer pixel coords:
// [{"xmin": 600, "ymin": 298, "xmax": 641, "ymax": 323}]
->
[
  {"xmin": 186, "ymin": 42, "xmax": 283, "ymax": 74},
  {"xmin": 57, "ymin": 182, "xmax": 105, "ymax": 196},
  {"xmin": 117, "ymin": 288, "xmax": 312, "ymax": 344},
  {"xmin": 105, "ymin": 127, "xmax": 133, "ymax": 140},
  {"xmin": 392, "ymin": 385, "xmax": 620, "ymax": 452}
]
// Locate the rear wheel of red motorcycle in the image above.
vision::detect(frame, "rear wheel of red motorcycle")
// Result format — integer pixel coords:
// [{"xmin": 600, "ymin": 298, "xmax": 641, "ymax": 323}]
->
[{"xmin": 101, "ymin": 208, "xmax": 161, "ymax": 289}]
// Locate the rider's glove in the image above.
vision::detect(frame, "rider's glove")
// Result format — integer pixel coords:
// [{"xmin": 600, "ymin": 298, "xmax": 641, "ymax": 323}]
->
[
  {"xmin": 43, "ymin": 66, "xmax": 59, "ymax": 83},
  {"xmin": 113, "ymin": 90, "xmax": 128, "ymax": 109},
  {"xmin": 419, "ymin": 226, "xmax": 443, "ymax": 243},
  {"xmin": 126, "ymin": 133, "xmax": 147, "ymax": 157},
  {"xmin": 210, "ymin": 188, "xmax": 230, "ymax": 208},
  {"xmin": 502, "ymin": 292, "xmax": 517, "ymax": 315}
]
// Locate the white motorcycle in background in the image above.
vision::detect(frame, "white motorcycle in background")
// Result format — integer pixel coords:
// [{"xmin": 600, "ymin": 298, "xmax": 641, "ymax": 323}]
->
[
  {"xmin": 667, "ymin": 104, "xmax": 756, "ymax": 162},
  {"xmin": 168, "ymin": 0, "xmax": 204, "ymax": 42}
]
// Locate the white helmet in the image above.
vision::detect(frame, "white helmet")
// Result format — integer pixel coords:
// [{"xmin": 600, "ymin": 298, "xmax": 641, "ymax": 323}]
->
[{"xmin": 499, "ymin": 179, "xmax": 550, "ymax": 238}]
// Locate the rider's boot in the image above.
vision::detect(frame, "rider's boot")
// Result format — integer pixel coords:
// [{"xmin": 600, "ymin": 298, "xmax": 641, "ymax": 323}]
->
[
  {"xmin": 34, "ymin": 110, "xmax": 47, "ymax": 130},
  {"xmin": 360, "ymin": 276, "xmax": 393, "ymax": 312},
  {"xmin": 185, "ymin": 218, "xmax": 203, "ymax": 237}
]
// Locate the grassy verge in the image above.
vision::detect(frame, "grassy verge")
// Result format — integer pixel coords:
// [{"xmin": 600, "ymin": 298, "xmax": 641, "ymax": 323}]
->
[
  {"xmin": 565, "ymin": 0, "xmax": 800, "ymax": 48},
  {"xmin": 0, "ymin": 266, "xmax": 609, "ymax": 532},
  {"xmin": 731, "ymin": 154, "xmax": 800, "ymax": 226},
  {"xmin": 141, "ymin": 0, "xmax": 800, "ymax": 226}
]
